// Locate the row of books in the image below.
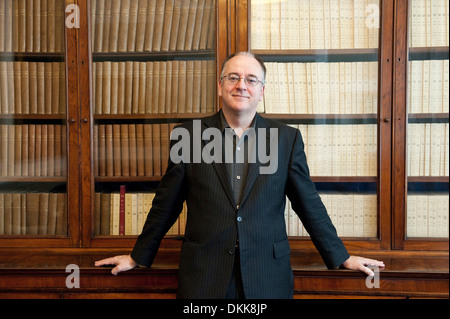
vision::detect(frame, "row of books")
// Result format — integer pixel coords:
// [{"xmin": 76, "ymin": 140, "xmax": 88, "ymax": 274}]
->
[
  {"xmin": 408, "ymin": 60, "xmax": 449, "ymax": 114},
  {"xmin": 0, "ymin": 62, "xmax": 66, "ymax": 115},
  {"xmin": 94, "ymin": 122, "xmax": 378, "ymax": 179},
  {"xmin": 291, "ymin": 124, "xmax": 377, "ymax": 177},
  {"xmin": 0, "ymin": 0, "xmax": 65, "ymax": 53},
  {"xmin": 260, "ymin": 62, "xmax": 378, "ymax": 115},
  {"xmin": 322, "ymin": 193, "xmax": 377, "ymax": 237},
  {"xmin": 94, "ymin": 189, "xmax": 186, "ymax": 236},
  {"xmin": 3, "ymin": 191, "xmax": 446, "ymax": 239},
  {"xmin": 285, "ymin": 194, "xmax": 377, "ymax": 237},
  {"xmin": 91, "ymin": 0, "xmax": 215, "ymax": 53},
  {"xmin": 2, "ymin": 59, "xmax": 447, "ymax": 116},
  {"xmin": 0, "ymin": 124, "xmax": 66, "ymax": 177},
  {"xmin": 250, "ymin": 0, "xmax": 380, "ymax": 50},
  {"xmin": 94, "ymin": 123, "xmax": 175, "ymax": 178},
  {"xmin": 407, "ymin": 194, "xmax": 449, "ymax": 238},
  {"xmin": 93, "ymin": 122, "xmax": 378, "ymax": 178},
  {"xmin": 94, "ymin": 190, "xmax": 378, "ymax": 238},
  {"xmin": 409, "ymin": 0, "xmax": 449, "ymax": 47},
  {"xmin": 0, "ymin": 192, "xmax": 67, "ymax": 236},
  {"xmin": 93, "ymin": 60, "xmax": 216, "ymax": 115},
  {"xmin": 407, "ymin": 123, "xmax": 449, "ymax": 177},
  {"xmin": 5, "ymin": 123, "xmax": 443, "ymax": 180}
]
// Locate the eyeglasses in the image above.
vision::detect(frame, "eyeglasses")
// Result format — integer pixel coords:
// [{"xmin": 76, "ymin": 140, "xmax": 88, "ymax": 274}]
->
[{"xmin": 220, "ymin": 73, "xmax": 264, "ymax": 87}]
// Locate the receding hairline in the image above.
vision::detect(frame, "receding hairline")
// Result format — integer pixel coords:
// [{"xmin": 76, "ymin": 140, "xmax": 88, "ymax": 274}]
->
[{"xmin": 220, "ymin": 52, "xmax": 266, "ymax": 82}]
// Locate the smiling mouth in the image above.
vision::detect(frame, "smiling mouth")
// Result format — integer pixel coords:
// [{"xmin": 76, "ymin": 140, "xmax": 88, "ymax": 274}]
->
[{"xmin": 232, "ymin": 95, "xmax": 250, "ymax": 99}]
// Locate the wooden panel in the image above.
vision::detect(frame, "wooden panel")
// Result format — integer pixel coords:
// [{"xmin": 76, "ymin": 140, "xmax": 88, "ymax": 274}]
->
[
  {"xmin": 65, "ymin": 0, "xmax": 81, "ymax": 248},
  {"xmin": 78, "ymin": 0, "xmax": 95, "ymax": 249},
  {"xmin": 378, "ymin": 0, "xmax": 395, "ymax": 251},
  {"xmin": 0, "ymin": 249, "xmax": 447, "ymax": 299}
]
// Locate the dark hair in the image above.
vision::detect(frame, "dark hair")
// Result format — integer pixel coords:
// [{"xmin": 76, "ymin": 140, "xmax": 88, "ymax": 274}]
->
[{"xmin": 220, "ymin": 52, "xmax": 267, "ymax": 83}]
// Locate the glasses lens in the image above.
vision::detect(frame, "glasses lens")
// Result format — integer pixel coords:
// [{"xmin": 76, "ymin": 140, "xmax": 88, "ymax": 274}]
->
[
  {"xmin": 245, "ymin": 77, "xmax": 259, "ymax": 86},
  {"xmin": 222, "ymin": 74, "xmax": 261, "ymax": 86},
  {"xmin": 227, "ymin": 74, "xmax": 240, "ymax": 82}
]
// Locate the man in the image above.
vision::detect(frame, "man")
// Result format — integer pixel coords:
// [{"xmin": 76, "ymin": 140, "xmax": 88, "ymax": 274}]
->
[{"xmin": 95, "ymin": 52, "xmax": 384, "ymax": 298}]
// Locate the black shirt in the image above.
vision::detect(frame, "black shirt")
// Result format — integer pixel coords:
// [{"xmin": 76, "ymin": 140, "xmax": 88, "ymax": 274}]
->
[{"xmin": 219, "ymin": 111, "xmax": 257, "ymax": 207}]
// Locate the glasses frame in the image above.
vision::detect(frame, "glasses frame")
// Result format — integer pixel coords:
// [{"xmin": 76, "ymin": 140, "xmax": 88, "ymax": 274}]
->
[{"xmin": 220, "ymin": 73, "xmax": 265, "ymax": 87}]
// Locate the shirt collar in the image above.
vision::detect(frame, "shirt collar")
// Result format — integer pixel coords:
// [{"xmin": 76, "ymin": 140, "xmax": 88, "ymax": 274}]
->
[{"xmin": 219, "ymin": 109, "xmax": 257, "ymax": 133}]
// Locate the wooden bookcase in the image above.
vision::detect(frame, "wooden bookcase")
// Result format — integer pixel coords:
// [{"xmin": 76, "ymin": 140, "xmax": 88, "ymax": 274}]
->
[
  {"xmin": 0, "ymin": 0, "xmax": 448, "ymax": 298},
  {"xmin": 240, "ymin": 0, "xmax": 448, "ymax": 253},
  {"xmin": 391, "ymin": 0, "xmax": 449, "ymax": 251},
  {"xmin": 86, "ymin": 0, "xmax": 219, "ymax": 249}
]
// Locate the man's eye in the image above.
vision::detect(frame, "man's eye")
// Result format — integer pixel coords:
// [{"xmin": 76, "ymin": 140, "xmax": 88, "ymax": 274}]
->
[
  {"xmin": 229, "ymin": 76, "xmax": 240, "ymax": 82},
  {"xmin": 246, "ymin": 78, "xmax": 258, "ymax": 85}
]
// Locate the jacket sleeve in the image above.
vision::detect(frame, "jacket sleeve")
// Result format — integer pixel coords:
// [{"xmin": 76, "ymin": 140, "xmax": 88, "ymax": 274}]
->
[
  {"xmin": 285, "ymin": 129, "xmax": 350, "ymax": 269},
  {"xmin": 130, "ymin": 150, "xmax": 187, "ymax": 267}
]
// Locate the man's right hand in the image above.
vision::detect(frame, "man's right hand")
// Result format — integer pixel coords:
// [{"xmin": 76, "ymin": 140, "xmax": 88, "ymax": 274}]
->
[{"xmin": 94, "ymin": 255, "xmax": 138, "ymax": 275}]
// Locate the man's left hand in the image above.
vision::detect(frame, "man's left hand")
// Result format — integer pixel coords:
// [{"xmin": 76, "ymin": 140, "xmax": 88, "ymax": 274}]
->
[{"xmin": 342, "ymin": 256, "xmax": 385, "ymax": 276}]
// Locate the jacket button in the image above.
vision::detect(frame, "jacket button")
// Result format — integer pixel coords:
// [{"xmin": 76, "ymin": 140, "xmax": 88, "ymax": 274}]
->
[
  {"xmin": 228, "ymin": 249, "xmax": 235, "ymax": 255},
  {"xmin": 237, "ymin": 216, "xmax": 242, "ymax": 222}
]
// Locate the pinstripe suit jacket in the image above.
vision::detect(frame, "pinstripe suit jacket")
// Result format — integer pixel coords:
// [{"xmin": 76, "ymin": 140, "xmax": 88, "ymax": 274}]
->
[{"xmin": 130, "ymin": 112, "xmax": 350, "ymax": 299}]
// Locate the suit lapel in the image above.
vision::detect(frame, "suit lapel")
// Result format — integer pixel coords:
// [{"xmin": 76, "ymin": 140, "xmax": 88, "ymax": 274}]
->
[
  {"xmin": 201, "ymin": 113, "xmax": 237, "ymax": 209},
  {"xmin": 200, "ymin": 112, "xmax": 273, "ymax": 210},
  {"xmin": 239, "ymin": 114, "xmax": 272, "ymax": 208}
]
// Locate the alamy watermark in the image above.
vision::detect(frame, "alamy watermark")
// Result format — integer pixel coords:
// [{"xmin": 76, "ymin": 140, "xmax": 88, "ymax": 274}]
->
[
  {"xmin": 365, "ymin": 265, "xmax": 381, "ymax": 289},
  {"xmin": 65, "ymin": 264, "xmax": 80, "ymax": 289},
  {"xmin": 169, "ymin": 120, "xmax": 279, "ymax": 175},
  {"xmin": 366, "ymin": 4, "xmax": 380, "ymax": 29},
  {"xmin": 65, "ymin": 4, "xmax": 80, "ymax": 29}
]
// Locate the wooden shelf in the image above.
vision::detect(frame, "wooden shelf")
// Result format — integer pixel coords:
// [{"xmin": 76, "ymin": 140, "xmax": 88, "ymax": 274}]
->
[
  {"xmin": 95, "ymin": 176, "xmax": 162, "ymax": 183},
  {"xmin": 408, "ymin": 113, "xmax": 450, "ymax": 123},
  {"xmin": 312, "ymin": 176, "xmax": 377, "ymax": 183},
  {"xmin": 251, "ymin": 48, "xmax": 379, "ymax": 62},
  {"xmin": 0, "ymin": 114, "xmax": 66, "ymax": 125},
  {"xmin": 0, "ymin": 52, "xmax": 65, "ymax": 62},
  {"xmin": 408, "ymin": 46, "xmax": 450, "ymax": 61},
  {"xmin": 93, "ymin": 113, "xmax": 378, "ymax": 124},
  {"xmin": 0, "ymin": 177, "xmax": 66, "ymax": 183},
  {"xmin": 93, "ymin": 176, "xmax": 379, "ymax": 184},
  {"xmin": 94, "ymin": 112, "xmax": 217, "ymax": 122},
  {"xmin": 407, "ymin": 176, "xmax": 449, "ymax": 183},
  {"xmin": 0, "ymin": 248, "xmax": 447, "ymax": 299},
  {"xmin": 261, "ymin": 113, "xmax": 378, "ymax": 124},
  {"xmin": 92, "ymin": 50, "xmax": 216, "ymax": 62}
]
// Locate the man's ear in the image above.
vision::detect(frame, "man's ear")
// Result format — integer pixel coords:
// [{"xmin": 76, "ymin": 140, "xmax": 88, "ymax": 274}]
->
[
  {"xmin": 259, "ymin": 85, "xmax": 265, "ymax": 101},
  {"xmin": 217, "ymin": 80, "xmax": 223, "ymax": 98}
]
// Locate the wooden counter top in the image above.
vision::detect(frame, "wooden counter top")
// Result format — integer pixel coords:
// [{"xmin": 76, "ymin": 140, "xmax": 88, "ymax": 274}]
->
[{"xmin": 0, "ymin": 248, "xmax": 448, "ymax": 299}]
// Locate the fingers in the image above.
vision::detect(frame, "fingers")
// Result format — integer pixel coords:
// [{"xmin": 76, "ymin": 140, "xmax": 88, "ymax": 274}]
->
[
  {"xmin": 111, "ymin": 266, "xmax": 121, "ymax": 276},
  {"xmin": 94, "ymin": 256, "xmax": 118, "ymax": 267},
  {"xmin": 342, "ymin": 256, "xmax": 385, "ymax": 276},
  {"xmin": 360, "ymin": 257, "xmax": 385, "ymax": 268},
  {"xmin": 94, "ymin": 255, "xmax": 138, "ymax": 276},
  {"xmin": 359, "ymin": 263, "xmax": 375, "ymax": 277},
  {"xmin": 358, "ymin": 257, "xmax": 385, "ymax": 277}
]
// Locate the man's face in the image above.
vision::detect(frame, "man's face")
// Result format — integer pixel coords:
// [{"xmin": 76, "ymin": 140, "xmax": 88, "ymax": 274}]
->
[{"xmin": 218, "ymin": 55, "xmax": 265, "ymax": 115}]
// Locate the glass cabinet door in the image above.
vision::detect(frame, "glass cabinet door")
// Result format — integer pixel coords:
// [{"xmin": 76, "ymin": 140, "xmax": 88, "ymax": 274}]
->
[
  {"xmin": 88, "ymin": 0, "xmax": 217, "ymax": 246},
  {"xmin": 0, "ymin": 0, "xmax": 68, "ymax": 244},
  {"xmin": 249, "ymin": 0, "xmax": 386, "ymax": 249},
  {"xmin": 406, "ymin": 0, "xmax": 449, "ymax": 241}
]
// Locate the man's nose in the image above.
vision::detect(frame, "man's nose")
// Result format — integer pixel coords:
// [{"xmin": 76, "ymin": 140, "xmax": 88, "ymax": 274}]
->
[{"xmin": 235, "ymin": 78, "xmax": 247, "ymax": 89}]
